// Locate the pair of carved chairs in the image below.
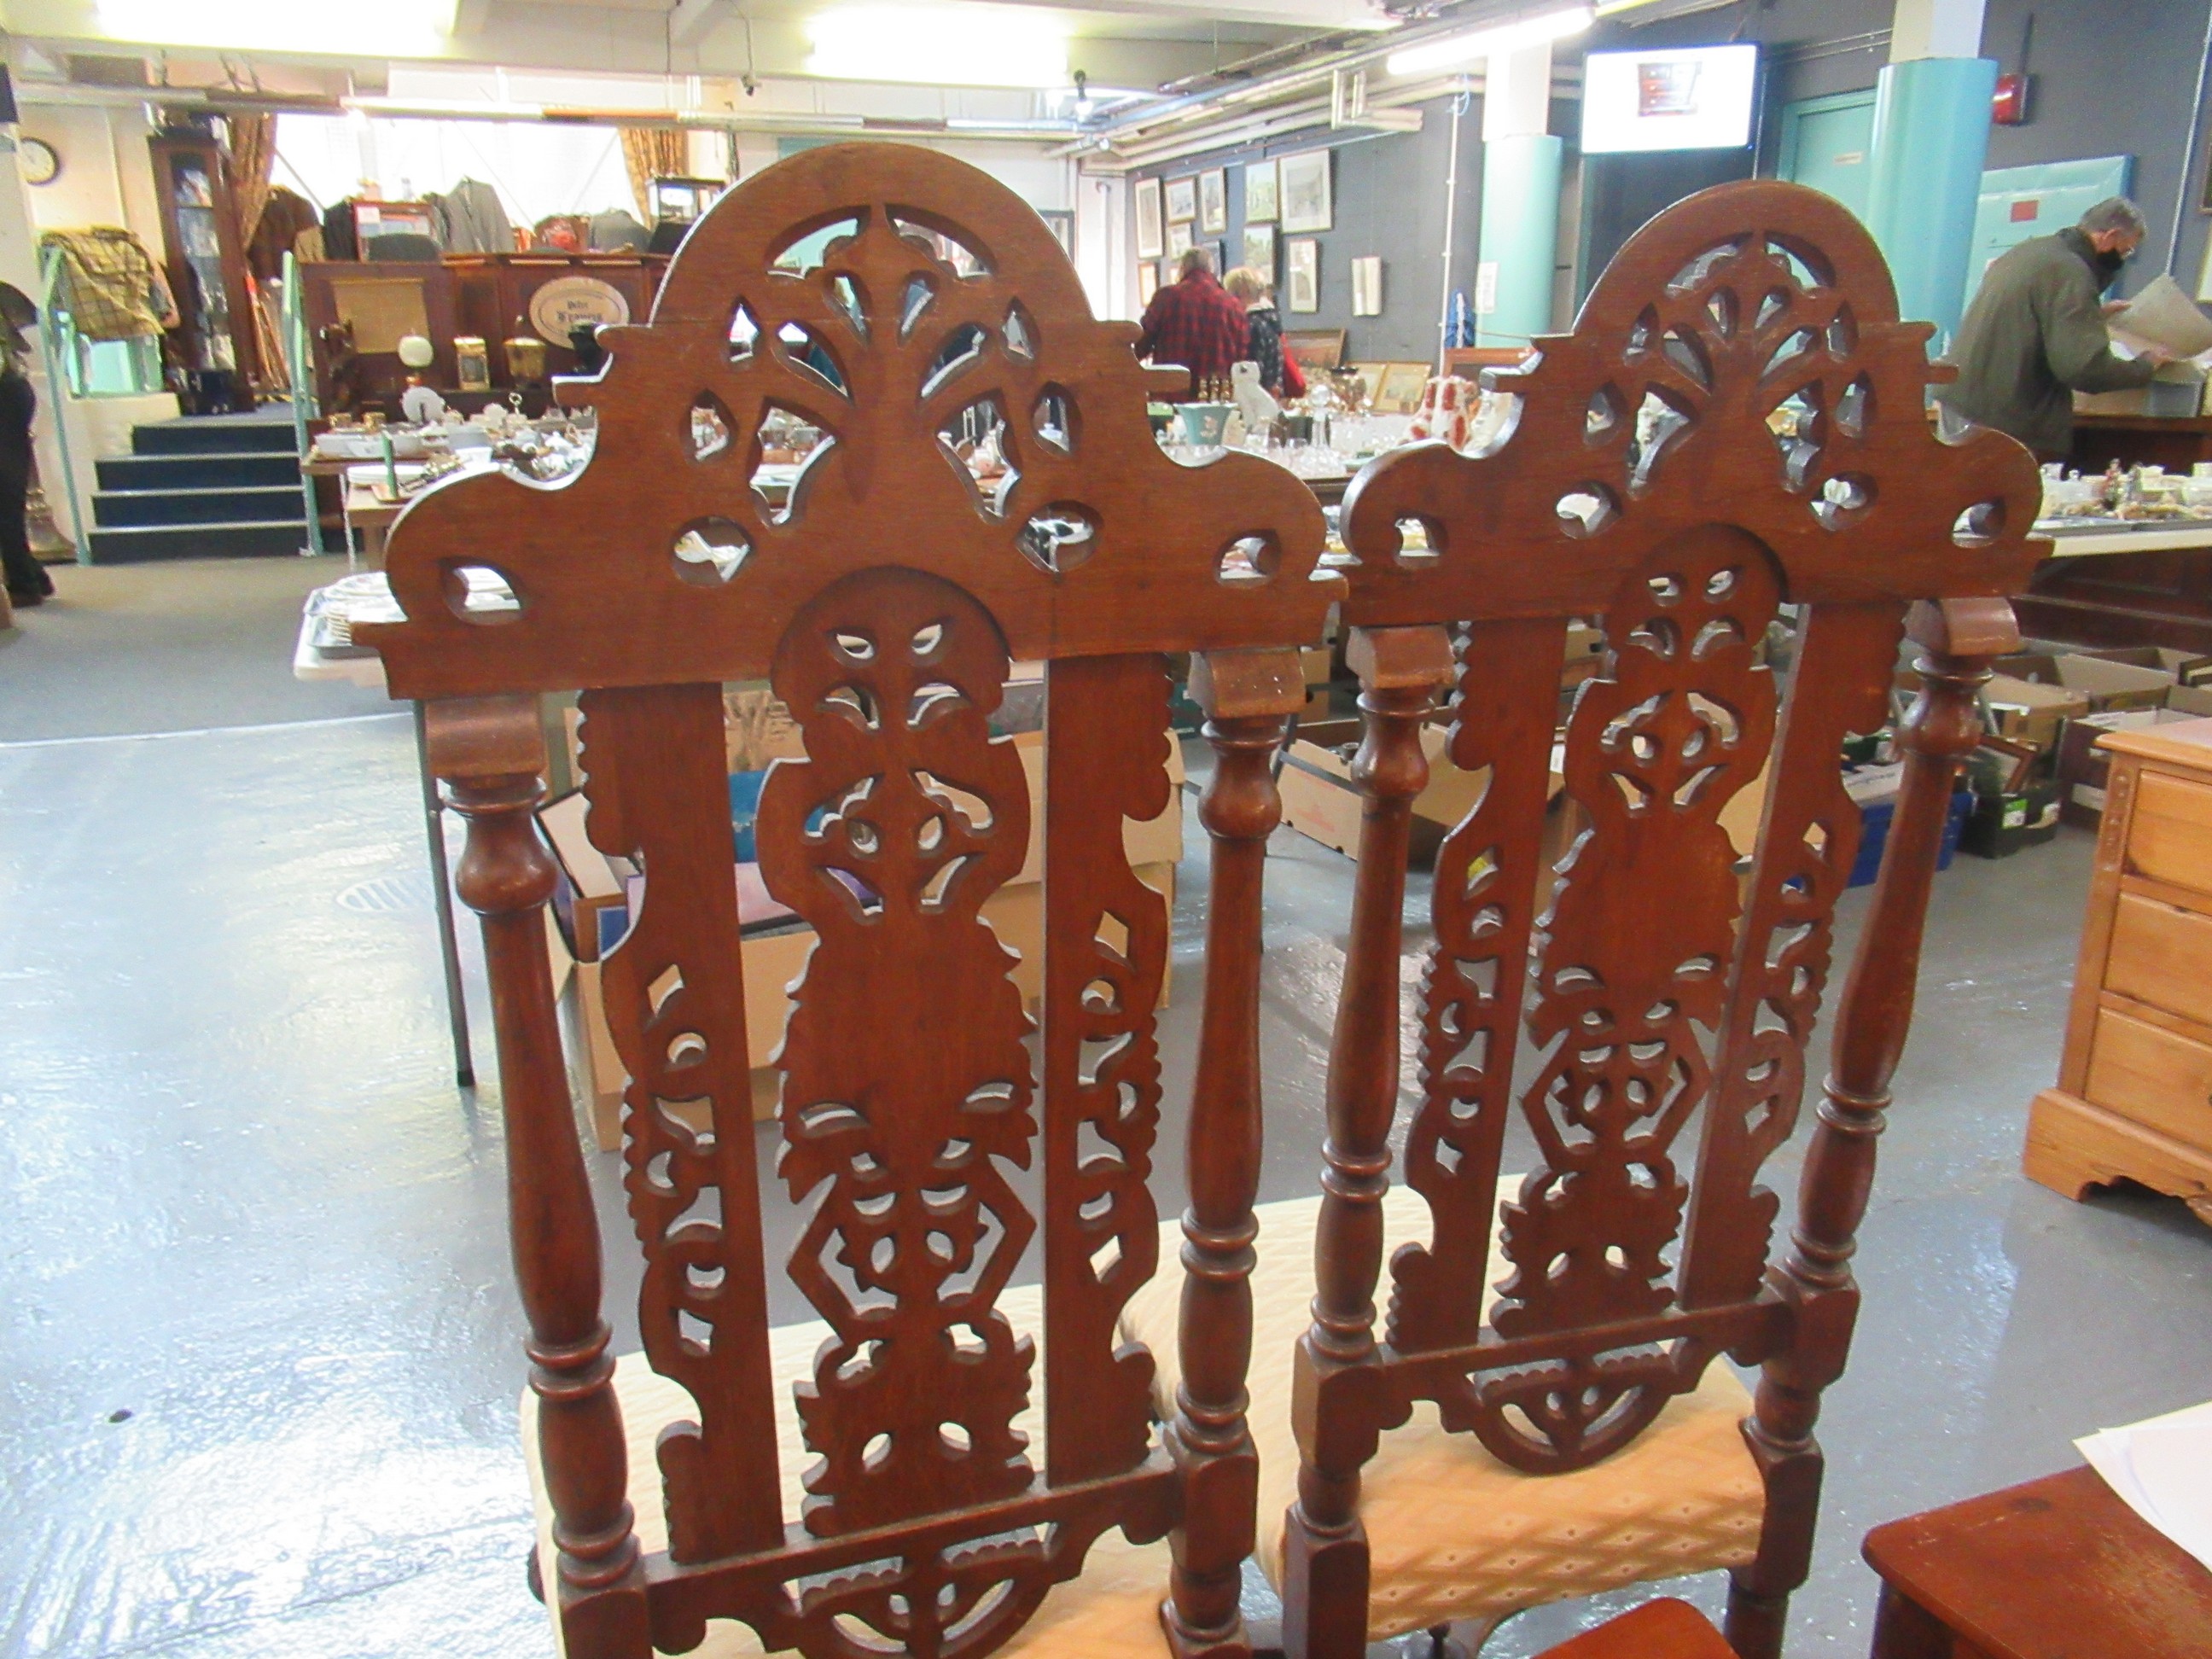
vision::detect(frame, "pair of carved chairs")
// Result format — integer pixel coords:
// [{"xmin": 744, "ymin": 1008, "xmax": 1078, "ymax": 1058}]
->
[{"xmin": 361, "ymin": 145, "xmax": 2042, "ymax": 1659}]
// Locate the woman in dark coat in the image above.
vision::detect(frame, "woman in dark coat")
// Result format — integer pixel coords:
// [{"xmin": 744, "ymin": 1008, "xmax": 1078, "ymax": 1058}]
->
[
  {"xmin": 1223, "ymin": 265, "xmax": 1304, "ymax": 399},
  {"xmin": 0, "ymin": 318, "xmax": 50, "ymax": 607}
]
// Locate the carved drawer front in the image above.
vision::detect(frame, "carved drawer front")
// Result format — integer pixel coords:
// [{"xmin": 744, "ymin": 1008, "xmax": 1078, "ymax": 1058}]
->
[
  {"xmin": 2106, "ymin": 892, "xmax": 2212, "ymax": 1030},
  {"xmin": 2128, "ymin": 769, "xmax": 2212, "ymax": 898},
  {"xmin": 2085, "ymin": 1007, "xmax": 2212, "ymax": 1154}
]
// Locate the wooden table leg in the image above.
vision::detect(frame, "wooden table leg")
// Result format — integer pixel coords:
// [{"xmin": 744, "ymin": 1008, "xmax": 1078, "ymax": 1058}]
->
[{"xmin": 1869, "ymin": 1582, "xmax": 1958, "ymax": 1659}]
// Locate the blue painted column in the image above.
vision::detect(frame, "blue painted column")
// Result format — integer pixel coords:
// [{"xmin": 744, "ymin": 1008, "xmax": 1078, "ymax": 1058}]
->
[
  {"xmin": 1476, "ymin": 132, "xmax": 1565, "ymax": 348},
  {"xmin": 1862, "ymin": 0, "xmax": 1996, "ymax": 347}
]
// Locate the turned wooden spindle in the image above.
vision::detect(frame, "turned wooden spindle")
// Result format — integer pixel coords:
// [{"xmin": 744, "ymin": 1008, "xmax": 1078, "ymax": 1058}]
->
[
  {"xmin": 1163, "ymin": 647, "xmax": 1304, "ymax": 1659},
  {"xmin": 428, "ymin": 695, "xmax": 650, "ymax": 1657},
  {"xmin": 1282, "ymin": 626, "xmax": 1456, "ymax": 1659},
  {"xmin": 1724, "ymin": 597, "xmax": 2015, "ymax": 1659}
]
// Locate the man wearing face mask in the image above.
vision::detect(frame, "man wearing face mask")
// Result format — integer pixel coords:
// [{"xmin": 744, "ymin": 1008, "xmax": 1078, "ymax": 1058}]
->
[{"xmin": 1940, "ymin": 196, "xmax": 2171, "ymax": 462}]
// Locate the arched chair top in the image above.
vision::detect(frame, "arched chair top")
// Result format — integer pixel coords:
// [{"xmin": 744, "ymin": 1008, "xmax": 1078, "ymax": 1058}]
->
[
  {"xmin": 1338, "ymin": 178, "xmax": 2046, "ymax": 623},
  {"xmin": 363, "ymin": 143, "xmax": 1339, "ymax": 701}
]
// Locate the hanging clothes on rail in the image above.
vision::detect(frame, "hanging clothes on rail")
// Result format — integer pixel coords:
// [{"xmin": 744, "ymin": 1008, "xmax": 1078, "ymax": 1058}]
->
[
  {"xmin": 428, "ymin": 179, "xmax": 513, "ymax": 255},
  {"xmin": 38, "ymin": 229, "xmax": 175, "ymax": 341}
]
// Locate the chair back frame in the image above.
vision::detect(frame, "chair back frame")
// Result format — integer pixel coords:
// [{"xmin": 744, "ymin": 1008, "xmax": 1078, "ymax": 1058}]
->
[
  {"xmin": 364, "ymin": 143, "xmax": 1342, "ymax": 1659},
  {"xmin": 1280, "ymin": 181, "xmax": 2044, "ymax": 1659}
]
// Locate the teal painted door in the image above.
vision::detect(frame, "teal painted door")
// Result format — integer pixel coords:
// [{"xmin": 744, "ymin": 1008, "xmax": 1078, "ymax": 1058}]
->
[
  {"xmin": 1777, "ymin": 91, "xmax": 1877, "ymax": 221},
  {"xmin": 1965, "ymin": 155, "xmax": 2133, "ymax": 311}
]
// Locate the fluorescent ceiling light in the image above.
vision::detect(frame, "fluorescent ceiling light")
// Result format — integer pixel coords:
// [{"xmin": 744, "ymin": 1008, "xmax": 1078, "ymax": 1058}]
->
[
  {"xmin": 1385, "ymin": 6, "xmax": 1594, "ymax": 78},
  {"xmin": 806, "ymin": 5, "xmax": 1068, "ymax": 90},
  {"xmin": 96, "ymin": 0, "xmax": 459, "ymax": 55}
]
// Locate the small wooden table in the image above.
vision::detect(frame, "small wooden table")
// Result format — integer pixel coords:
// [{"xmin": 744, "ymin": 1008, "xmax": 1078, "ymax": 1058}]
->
[{"xmin": 1862, "ymin": 1465, "xmax": 2212, "ymax": 1657}]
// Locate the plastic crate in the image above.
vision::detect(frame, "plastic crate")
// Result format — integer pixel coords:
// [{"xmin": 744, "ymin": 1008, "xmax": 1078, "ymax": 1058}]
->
[{"xmin": 1848, "ymin": 790, "xmax": 1970, "ymax": 888}]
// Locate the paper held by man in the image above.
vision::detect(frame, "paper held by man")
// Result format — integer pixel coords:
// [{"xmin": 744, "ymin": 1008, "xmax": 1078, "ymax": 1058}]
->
[{"xmin": 2110, "ymin": 272, "xmax": 2212, "ymax": 380}]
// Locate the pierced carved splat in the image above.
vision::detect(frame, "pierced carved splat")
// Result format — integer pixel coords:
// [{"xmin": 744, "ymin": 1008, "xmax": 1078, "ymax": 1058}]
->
[
  {"xmin": 577, "ymin": 682, "xmax": 783, "ymax": 1563},
  {"xmin": 1041, "ymin": 654, "xmax": 1170, "ymax": 1487},
  {"xmin": 1388, "ymin": 618, "xmax": 1562, "ymax": 1356},
  {"xmin": 1286, "ymin": 178, "xmax": 2047, "ymax": 1657},
  {"xmin": 760, "ymin": 568, "xmax": 1039, "ymax": 1541}
]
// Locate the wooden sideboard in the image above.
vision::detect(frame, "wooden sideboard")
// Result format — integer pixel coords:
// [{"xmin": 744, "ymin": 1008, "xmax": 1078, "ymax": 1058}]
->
[
  {"xmin": 2069, "ymin": 412, "xmax": 2212, "ymax": 474},
  {"xmin": 2026, "ymin": 716, "xmax": 2212, "ymax": 1224}
]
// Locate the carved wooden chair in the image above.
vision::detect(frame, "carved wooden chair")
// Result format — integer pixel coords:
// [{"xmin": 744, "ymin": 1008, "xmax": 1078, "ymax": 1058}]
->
[
  {"xmin": 358, "ymin": 143, "xmax": 1342, "ymax": 1659},
  {"xmin": 1126, "ymin": 182, "xmax": 2045, "ymax": 1659}
]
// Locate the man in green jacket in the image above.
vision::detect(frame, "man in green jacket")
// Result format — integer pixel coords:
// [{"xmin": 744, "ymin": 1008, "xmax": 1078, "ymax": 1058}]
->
[{"xmin": 1940, "ymin": 197, "xmax": 2171, "ymax": 461}]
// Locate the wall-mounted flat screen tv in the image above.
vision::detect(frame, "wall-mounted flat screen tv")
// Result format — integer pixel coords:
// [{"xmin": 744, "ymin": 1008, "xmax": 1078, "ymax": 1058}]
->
[{"xmin": 1580, "ymin": 44, "xmax": 1760, "ymax": 154}]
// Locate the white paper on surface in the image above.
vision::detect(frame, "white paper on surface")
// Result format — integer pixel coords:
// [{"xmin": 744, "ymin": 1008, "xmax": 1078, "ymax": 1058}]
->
[{"xmin": 2075, "ymin": 1398, "xmax": 2212, "ymax": 1573}]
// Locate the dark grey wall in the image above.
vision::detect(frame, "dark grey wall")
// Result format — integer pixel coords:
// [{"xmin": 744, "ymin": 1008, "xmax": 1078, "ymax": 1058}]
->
[
  {"xmin": 1130, "ymin": 94, "xmax": 1488, "ymax": 363},
  {"xmin": 1131, "ymin": 1, "xmax": 2212, "ymax": 343},
  {"xmin": 1980, "ymin": 0, "xmax": 2212, "ymax": 294}
]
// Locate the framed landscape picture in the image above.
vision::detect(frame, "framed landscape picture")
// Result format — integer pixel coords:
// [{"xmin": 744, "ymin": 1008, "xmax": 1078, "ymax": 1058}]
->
[
  {"xmin": 1165, "ymin": 175, "xmax": 1197, "ymax": 224},
  {"xmin": 1137, "ymin": 261, "xmax": 1161, "ymax": 306},
  {"xmin": 1280, "ymin": 149, "xmax": 1333, "ymax": 233},
  {"xmin": 1243, "ymin": 158, "xmax": 1279, "ymax": 223},
  {"xmin": 1198, "ymin": 168, "xmax": 1228, "ymax": 234},
  {"xmin": 1377, "ymin": 361, "xmax": 1430, "ymax": 412},
  {"xmin": 1134, "ymin": 178, "xmax": 1164, "ymax": 259},
  {"xmin": 1287, "ymin": 236, "xmax": 1319, "ymax": 312},
  {"xmin": 1241, "ymin": 223, "xmax": 1277, "ymax": 278},
  {"xmin": 1167, "ymin": 218, "xmax": 1195, "ymax": 259}
]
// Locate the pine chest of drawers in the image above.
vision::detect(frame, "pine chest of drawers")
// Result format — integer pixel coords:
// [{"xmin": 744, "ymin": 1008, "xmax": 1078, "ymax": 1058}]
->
[{"xmin": 2027, "ymin": 717, "xmax": 2212, "ymax": 1225}]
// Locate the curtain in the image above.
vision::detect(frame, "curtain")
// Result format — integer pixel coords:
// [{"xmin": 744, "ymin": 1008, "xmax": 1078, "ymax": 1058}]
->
[
  {"xmin": 619, "ymin": 127, "xmax": 687, "ymax": 223},
  {"xmin": 224, "ymin": 113, "xmax": 277, "ymax": 253}
]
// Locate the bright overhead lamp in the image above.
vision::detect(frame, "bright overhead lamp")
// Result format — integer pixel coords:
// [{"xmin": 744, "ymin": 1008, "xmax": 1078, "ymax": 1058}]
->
[
  {"xmin": 806, "ymin": 5, "xmax": 1069, "ymax": 90},
  {"xmin": 1385, "ymin": 5, "xmax": 1595, "ymax": 78},
  {"xmin": 96, "ymin": 0, "xmax": 460, "ymax": 55}
]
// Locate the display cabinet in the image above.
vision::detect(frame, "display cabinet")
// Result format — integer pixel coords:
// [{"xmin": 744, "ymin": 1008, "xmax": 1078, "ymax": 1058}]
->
[{"xmin": 148, "ymin": 131, "xmax": 259, "ymax": 410}]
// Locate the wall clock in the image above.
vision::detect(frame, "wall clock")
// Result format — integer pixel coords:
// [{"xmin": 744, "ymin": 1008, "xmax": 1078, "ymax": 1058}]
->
[{"xmin": 20, "ymin": 137, "xmax": 59, "ymax": 187}]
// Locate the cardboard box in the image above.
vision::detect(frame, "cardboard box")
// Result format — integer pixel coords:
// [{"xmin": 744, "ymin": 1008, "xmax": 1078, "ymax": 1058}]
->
[
  {"xmin": 2055, "ymin": 708, "xmax": 2197, "ymax": 827},
  {"xmin": 1978, "ymin": 674, "xmax": 2093, "ymax": 753},
  {"xmin": 1279, "ymin": 718, "xmax": 1500, "ymax": 864},
  {"xmin": 1991, "ymin": 652, "xmax": 2176, "ymax": 716},
  {"xmin": 1301, "ymin": 645, "xmax": 1335, "ymax": 688},
  {"xmin": 1561, "ymin": 620, "xmax": 1604, "ymax": 689}
]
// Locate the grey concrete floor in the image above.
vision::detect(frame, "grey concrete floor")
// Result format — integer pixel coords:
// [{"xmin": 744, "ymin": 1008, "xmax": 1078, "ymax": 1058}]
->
[{"xmin": 3, "ymin": 565, "xmax": 2209, "ymax": 1657}]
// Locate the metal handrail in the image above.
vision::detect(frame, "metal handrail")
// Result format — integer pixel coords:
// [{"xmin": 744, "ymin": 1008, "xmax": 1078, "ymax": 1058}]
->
[
  {"xmin": 37, "ymin": 245, "xmax": 89, "ymax": 565},
  {"xmin": 281, "ymin": 251, "xmax": 325, "ymax": 556}
]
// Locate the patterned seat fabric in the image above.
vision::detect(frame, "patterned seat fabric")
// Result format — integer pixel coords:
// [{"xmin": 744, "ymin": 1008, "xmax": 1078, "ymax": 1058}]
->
[
  {"xmin": 521, "ymin": 1286, "xmax": 1174, "ymax": 1659},
  {"xmin": 1119, "ymin": 1190, "xmax": 1762, "ymax": 1642}
]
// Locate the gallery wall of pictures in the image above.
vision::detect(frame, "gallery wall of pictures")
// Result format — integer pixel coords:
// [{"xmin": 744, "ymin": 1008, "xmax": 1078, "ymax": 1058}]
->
[{"xmin": 1127, "ymin": 90, "xmax": 1514, "ymax": 368}]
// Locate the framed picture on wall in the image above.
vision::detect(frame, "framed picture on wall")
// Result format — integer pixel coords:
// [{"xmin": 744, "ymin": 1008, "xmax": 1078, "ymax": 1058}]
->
[
  {"xmin": 1280, "ymin": 149, "xmax": 1333, "ymax": 233},
  {"xmin": 1167, "ymin": 219, "xmax": 1195, "ymax": 260},
  {"xmin": 1134, "ymin": 178, "xmax": 1164, "ymax": 259},
  {"xmin": 1199, "ymin": 168, "xmax": 1228, "ymax": 234},
  {"xmin": 1241, "ymin": 223, "xmax": 1277, "ymax": 278},
  {"xmin": 1287, "ymin": 236, "xmax": 1320, "ymax": 312},
  {"xmin": 1244, "ymin": 159, "xmax": 1278, "ymax": 223},
  {"xmin": 1138, "ymin": 261, "xmax": 1161, "ymax": 306},
  {"xmin": 1351, "ymin": 255, "xmax": 1382, "ymax": 317},
  {"xmin": 1377, "ymin": 361, "xmax": 1430, "ymax": 412},
  {"xmin": 1165, "ymin": 176, "xmax": 1197, "ymax": 224}
]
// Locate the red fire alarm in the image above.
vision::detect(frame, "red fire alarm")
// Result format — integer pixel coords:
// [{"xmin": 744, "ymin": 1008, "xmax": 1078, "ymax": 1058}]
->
[{"xmin": 1993, "ymin": 73, "xmax": 2032, "ymax": 125}]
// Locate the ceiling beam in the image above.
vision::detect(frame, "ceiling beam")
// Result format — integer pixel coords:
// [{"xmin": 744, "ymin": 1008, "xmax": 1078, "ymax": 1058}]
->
[{"xmin": 667, "ymin": 0, "xmax": 728, "ymax": 49}]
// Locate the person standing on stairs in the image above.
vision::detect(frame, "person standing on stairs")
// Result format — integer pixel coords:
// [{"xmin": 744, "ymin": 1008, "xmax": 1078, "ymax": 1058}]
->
[{"xmin": 0, "ymin": 316, "xmax": 51, "ymax": 608}]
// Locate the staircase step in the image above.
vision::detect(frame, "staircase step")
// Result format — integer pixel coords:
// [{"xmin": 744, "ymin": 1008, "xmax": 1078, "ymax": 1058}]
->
[
  {"xmin": 96, "ymin": 451, "xmax": 300, "ymax": 491},
  {"xmin": 86, "ymin": 519, "xmax": 310, "ymax": 563},
  {"xmin": 93, "ymin": 485, "xmax": 306, "ymax": 527},
  {"xmin": 132, "ymin": 414, "xmax": 298, "ymax": 457}
]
